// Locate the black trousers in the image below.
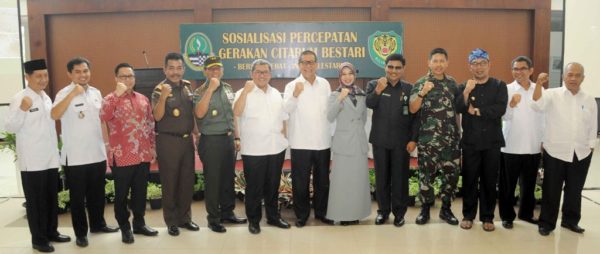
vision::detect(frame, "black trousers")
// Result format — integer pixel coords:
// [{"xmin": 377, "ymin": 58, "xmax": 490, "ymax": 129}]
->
[
  {"xmin": 197, "ymin": 134, "xmax": 236, "ymax": 224},
  {"xmin": 111, "ymin": 162, "xmax": 150, "ymax": 230},
  {"xmin": 290, "ymin": 148, "xmax": 331, "ymax": 221},
  {"xmin": 461, "ymin": 147, "xmax": 500, "ymax": 222},
  {"xmin": 499, "ymin": 153, "xmax": 541, "ymax": 222},
  {"xmin": 156, "ymin": 134, "xmax": 195, "ymax": 226},
  {"xmin": 242, "ymin": 150, "xmax": 286, "ymax": 223},
  {"xmin": 539, "ymin": 153, "xmax": 591, "ymax": 230},
  {"xmin": 64, "ymin": 160, "xmax": 108, "ymax": 237},
  {"xmin": 21, "ymin": 168, "xmax": 59, "ymax": 245},
  {"xmin": 372, "ymin": 145, "xmax": 409, "ymax": 218}
]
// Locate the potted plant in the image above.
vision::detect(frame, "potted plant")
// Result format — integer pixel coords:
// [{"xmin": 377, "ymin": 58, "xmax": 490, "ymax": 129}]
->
[
  {"xmin": 278, "ymin": 171, "xmax": 293, "ymax": 210},
  {"xmin": 369, "ymin": 169, "xmax": 376, "ymax": 200},
  {"xmin": 193, "ymin": 172, "xmax": 205, "ymax": 201},
  {"xmin": 147, "ymin": 182, "xmax": 162, "ymax": 210},
  {"xmin": 57, "ymin": 189, "xmax": 70, "ymax": 214},
  {"xmin": 408, "ymin": 176, "xmax": 419, "ymax": 206},
  {"xmin": 234, "ymin": 170, "xmax": 246, "ymax": 201},
  {"xmin": 104, "ymin": 179, "xmax": 115, "ymax": 203}
]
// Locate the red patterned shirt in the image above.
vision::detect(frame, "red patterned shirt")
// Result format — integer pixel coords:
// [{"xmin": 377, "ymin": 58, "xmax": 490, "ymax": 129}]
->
[{"xmin": 101, "ymin": 91, "xmax": 155, "ymax": 167}]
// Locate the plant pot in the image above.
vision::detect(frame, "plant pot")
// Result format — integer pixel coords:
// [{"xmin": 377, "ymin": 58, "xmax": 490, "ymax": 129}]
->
[
  {"xmin": 149, "ymin": 198, "xmax": 162, "ymax": 210},
  {"xmin": 192, "ymin": 191, "xmax": 205, "ymax": 201}
]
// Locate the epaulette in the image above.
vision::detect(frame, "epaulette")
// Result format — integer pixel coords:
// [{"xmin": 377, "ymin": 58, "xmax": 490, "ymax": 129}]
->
[{"xmin": 153, "ymin": 83, "xmax": 164, "ymax": 93}]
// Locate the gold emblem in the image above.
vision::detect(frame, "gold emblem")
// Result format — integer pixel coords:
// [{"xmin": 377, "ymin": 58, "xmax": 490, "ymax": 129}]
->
[
  {"xmin": 173, "ymin": 108, "xmax": 180, "ymax": 117},
  {"xmin": 212, "ymin": 109, "xmax": 218, "ymax": 116},
  {"xmin": 78, "ymin": 111, "xmax": 85, "ymax": 119}
]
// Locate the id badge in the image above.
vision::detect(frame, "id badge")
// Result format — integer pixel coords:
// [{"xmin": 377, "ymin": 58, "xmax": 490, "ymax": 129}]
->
[{"xmin": 403, "ymin": 105, "xmax": 409, "ymax": 115}]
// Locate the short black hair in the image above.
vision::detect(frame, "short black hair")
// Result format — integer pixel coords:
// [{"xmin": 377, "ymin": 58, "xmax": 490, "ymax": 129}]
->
[
  {"xmin": 164, "ymin": 52, "xmax": 184, "ymax": 66},
  {"xmin": 429, "ymin": 48, "xmax": 448, "ymax": 60},
  {"xmin": 298, "ymin": 50, "xmax": 318, "ymax": 63},
  {"xmin": 511, "ymin": 56, "xmax": 533, "ymax": 69},
  {"xmin": 67, "ymin": 57, "xmax": 91, "ymax": 73},
  {"xmin": 114, "ymin": 63, "xmax": 134, "ymax": 76},
  {"xmin": 385, "ymin": 53, "xmax": 406, "ymax": 66}
]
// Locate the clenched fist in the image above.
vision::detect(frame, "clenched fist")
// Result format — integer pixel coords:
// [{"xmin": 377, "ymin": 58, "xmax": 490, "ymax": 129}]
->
[
  {"xmin": 208, "ymin": 77, "xmax": 220, "ymax": 93},
  {"xmin": 71, "ymin": 84, "xmax": 85, "ymax": 97},
  {"xmin": 159, "ymin": 84, "xmax": 172, "ymax": 100},
  {"xmin": 20, "ymin": 96, "xmax": 33, "ymax": 111},
  {"xmin": 293, "ymin": 82, "xmax": 304, "ymax": 98},
  {"xmin": 509, "ymin": 94, "xmax": 521, "ymax": 108},
  {"xmin": 242, "ymin": 81, "xmax": 255, "ymax": 94},
  {"xmin": 464, "ymin": 79, "xmax": 477, "ymax": 94},
  {"xmin": 536, "ymin": 72, "xmax": 549, "ymax": 88},
  {"xmin": 421, "ymin": 81, "xmax": 434, "ymax": 95},
  {"xmin": 375, "ymin": 77, "xmax": 388, "ymax": 95},
  {"xmin": 338, "ymin": 88, "xmax": 350, "ymax": 101},
  {"xmin": 115, "ymin": 82, "xmax": 128, "ymax": 97}
]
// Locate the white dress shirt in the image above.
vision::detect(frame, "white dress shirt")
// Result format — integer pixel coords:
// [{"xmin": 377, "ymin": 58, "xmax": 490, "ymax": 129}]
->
[
  {"xmin": 4, "ymin": 87, "xmax": 60, "ymax": 171},
  {"xmin": 501, "ymin": 81, "xmax": 545, "ymax": 154},
  {"xmin": 235, "ymin": 85, "xmax": 288, "ymax": 156},
  {"xmin": 283, "ymin": 75, "xmax": 332, "ymax": 150},
  {"xmin": 53, "ymin": 83, "xmax": 106, "ymax": 166},
  {"xmin": 531, "ymin": 86, "xmax": 598, "ymax": 162}
]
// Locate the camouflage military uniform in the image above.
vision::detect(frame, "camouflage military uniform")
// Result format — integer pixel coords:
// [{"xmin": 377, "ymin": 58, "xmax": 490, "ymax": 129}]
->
[{"xmin": 409, "ymin": 73, "xmax": 461, "ymax": 205}]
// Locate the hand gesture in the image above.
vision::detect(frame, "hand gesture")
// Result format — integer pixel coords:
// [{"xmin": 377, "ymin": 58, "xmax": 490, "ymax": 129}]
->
[
  {"xmin": 421, "ymin": 81, "xmax": 434, "ymax": 95},
  {"xmin": 208, "ymin": 78, "xmax": 220, "ymax": 93},
  {"xmin": 115, "ymin": 82, "xmax": 128, "ymax": 97},
  {"xmin": 159, "ymin": 84, "xmax": 172, "ymax": 100},
  {"xmin": 71, "ymin": 84, "xmax": 85, "ymax": 96},
  {"xmin": 509, "ymin": 94, "xmax": 521, "ymax": 108},
  {"xmin": 338, "ymin": 88, "xmax": 350, "ymax": 101},
  {"xmin": 465, "ymin": 79, "xmax": 477, "ymax": 94},
  {"xmin": 375, "ymin": 77, "xmax": 388, "ymax": 95},
  {"xmin": 293, "ymin": 82, "xmax": 304, "ymax": 98},
  {"xmin": 20, "ymin": 96, "xmax": 33, "ymax": 111},
  {"xmin": 406, "ymin": 141, "xmax": 417, "ymax": 153},
  {"xmin": 536, "ymin": 72, "xmax": 549, "ymax": 88},
  {"xmin": 242, "ymin": 81, "xmax": 255, "ymax": 94}
]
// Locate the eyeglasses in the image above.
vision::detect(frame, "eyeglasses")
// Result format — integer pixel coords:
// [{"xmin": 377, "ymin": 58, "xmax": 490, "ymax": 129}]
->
[
  {"xmin": 117, "ymin": 75, "xmax": 135, "ymax": 80},
  {"xmin": 470, "ymin": 61, "xmax": 489, "ymax": 67},
  {"xmin": 253, "ymin": 70, "xmax": 271, "ymax": 75},
  {"xmin": 386, "ymin": 65, "xmax": 403, "ymax": 71},
  {"xmin": 512, "ymin": 67, "xmax": 530, "ymax": 72},
  {"xmin": 299, "ymin": 60, "xmax": 316, "ymax": 66}
]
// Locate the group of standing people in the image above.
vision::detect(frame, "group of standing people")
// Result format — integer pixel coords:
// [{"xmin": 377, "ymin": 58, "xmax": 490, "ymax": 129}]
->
[{"xmin": 4, "ymin": 46, "xmax": 596, "ymax": 252}]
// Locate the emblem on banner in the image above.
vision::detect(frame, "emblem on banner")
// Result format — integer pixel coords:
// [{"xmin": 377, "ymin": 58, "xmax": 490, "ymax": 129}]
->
[
  {"xmin": 183, "ymin": 32, "xmax": 214, "ymax": 72},
  {"xmin": 368, "ymin": 31, "xmax": 403, "ymax": 68}
]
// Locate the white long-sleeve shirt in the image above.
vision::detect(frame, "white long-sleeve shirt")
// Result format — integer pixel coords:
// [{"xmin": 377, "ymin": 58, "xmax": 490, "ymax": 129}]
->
[
  {"xmin": 283, "ymin": 75, "xmax": 332, "ymax": 150},
  {"xmin": 531, "ymin": 85, "xmax": 598, "ymax": 162},
  {"xmin": 4, "ymin": 87, "xmax": 60, "ymax": 171},
  {"xmin": 501, "ymin": 81, "xmax": 545, "ymax": 154}
]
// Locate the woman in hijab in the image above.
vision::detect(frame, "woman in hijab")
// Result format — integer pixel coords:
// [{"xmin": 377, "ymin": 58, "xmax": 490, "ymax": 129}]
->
[{"xmin": 325, "ymin": 62, "xmax": 371, "ymax": 225}]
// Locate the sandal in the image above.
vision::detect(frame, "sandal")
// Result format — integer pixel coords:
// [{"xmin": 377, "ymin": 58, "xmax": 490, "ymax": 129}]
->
[
  {"xmin": 482, "ymin": 222, "xmax": 495, "ymax": 232},
  {"xmin": 460, "ymin": 219, "xmax": 473, "ymax": 230}
]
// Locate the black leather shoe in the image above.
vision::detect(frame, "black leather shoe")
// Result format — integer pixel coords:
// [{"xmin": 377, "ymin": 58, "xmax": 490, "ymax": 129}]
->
[
  {"xmin": 75, "ymin": 236, "xmax": 88, "ymax": 247},
  {"xmin": 248, "ymin": 222, "xmax": 261, "ymax": 234},
  {"xmin": 295, "ymin": 220, "xmax": 306, "ymax": 228},
  {"xmin": 49, "ymin": 233, "xmax": 71, "ymax": 242},
  {"xmin": 90, "ymin": 225, "xmax": 119, "ymax": 233},
  {"xmin": 519, "ymin": 217, "xmax": 539, "ymax": 225},
  {"xmin": 393, "ymin": 217, "xmax": 405, "ymax": 227},
  {"xmin": 416, "ymin": 205, "xmax": 430, "ymax": 225},
  {"xmin": 179, "ymin": 221, "xmax": 200, "ymax": 231},
  {"xmin": 208, "ymin": 223, "xmax": 226, "ymax": 233},
  {"xmin": 340, "ymin": 220, "xmax": 359, "ymax": 226},
  {"xmin": 121, "ymin": 229, "xmax": 134, "ymax": 244},
  {"xmin": 267, "ymin": 218, "xmax": 291, "ymax": 229},
  {"xmin": 561, "ymin": 223, "xmax": 585, "ymax": 233},
  {"xmin": 502, "ymin": 221, "xmax": 514, "ymax": 229},
  {"xmin": 538, "ymin": 227, "xmax": 552, "ymax": 236},
  {"xmin": 439, "ymin": 208, "xmax": 459, "ymax": 225},
  {"xmin": 221, "ymin": 215, "xmax": 248, "ymax": 224},
  {"xmin": 167, "ymin": 225, "xmax": 180, "ymax": 236},
  {"xmin": 316, "ymin": 216, "xmax": 334, "ymax": 225},
  {"xmin": 33, "ymin": 243, "xmax": 54, "ymax": 252},
  {"xmin": 374, "ymin": 214, "xmax": 388, "ymax": 225},
  {"xmin": 133, "ymin": 225, "xmax": 158, "ymax": 236}
]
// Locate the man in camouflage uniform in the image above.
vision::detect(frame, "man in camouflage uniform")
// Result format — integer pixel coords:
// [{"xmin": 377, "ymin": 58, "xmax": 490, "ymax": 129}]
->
[{"xmin": 409, "ymin": 48, "xmax": 461, "ymax": 225}]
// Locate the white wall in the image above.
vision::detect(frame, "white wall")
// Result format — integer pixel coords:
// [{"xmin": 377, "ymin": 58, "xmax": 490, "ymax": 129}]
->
[{"xmin": 564, "ymin": 0, "xmax": 600, "ymax": 96}]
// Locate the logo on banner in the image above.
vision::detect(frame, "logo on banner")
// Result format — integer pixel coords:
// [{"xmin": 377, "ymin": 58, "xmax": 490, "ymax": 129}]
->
[
  {"xmin": 368, "ymin": 31, "xmax": 402, "ymax": 68},
  {"xmin": 183, "ymin": 32, "xmax": 213, "ymax": 72}
]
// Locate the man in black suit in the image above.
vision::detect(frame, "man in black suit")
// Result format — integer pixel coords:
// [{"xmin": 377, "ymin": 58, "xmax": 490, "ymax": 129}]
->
[{"xmin": 366, "ymin": 53, "xmax": 418, "ymax": 227}]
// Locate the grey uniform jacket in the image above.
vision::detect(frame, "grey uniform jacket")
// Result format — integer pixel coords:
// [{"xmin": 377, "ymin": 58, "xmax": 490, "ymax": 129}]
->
[{"xmin": 327, "ymin": 91, "xmax": 369, "ymax": 156}]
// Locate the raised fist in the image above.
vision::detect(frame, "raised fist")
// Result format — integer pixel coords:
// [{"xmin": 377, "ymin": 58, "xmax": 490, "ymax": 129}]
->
[
  {"xmin": 293, "ymin": 82, "xmax": 304, "ymax": 98},
  {"xmin": 20, "ymin": 96, "xmax": 33, "ymax": 111},
  {"xmin": 115, "ymin": 82, "xmax": 128, "ymax": 97},
  {"xmin": 375, "ymin": 77, "xmax": 388, "ymax": 95}
]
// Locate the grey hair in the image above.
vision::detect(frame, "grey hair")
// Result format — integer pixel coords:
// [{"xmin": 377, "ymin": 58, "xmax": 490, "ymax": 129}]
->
[{"xmin": 251, "ymin": 59, "xmax": 272, "ymax": 72}]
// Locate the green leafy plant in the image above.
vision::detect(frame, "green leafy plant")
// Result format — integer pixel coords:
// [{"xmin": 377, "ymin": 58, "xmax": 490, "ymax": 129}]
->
[
  {"xmin": 409, "ymin": 176, "xmax": 420, "ymax": 196},
  {"xmin": 57, "ymin": 189, "xmax": 70, "ymax": 209},
  {"xmin": 147, "ymin": 182, "xmax": 162, "ymax": 200},
  {"xmin": 194, "ymin": 172, "xmax": 205, "ymax": 192},
  {"xmin": 0, "ymin": 132, "xmax": 17, "ymax": 161},
  {"xmin": 278, "ymin": 172, "xmax": 293, "ymax": 209},
  {"xmin": 105, "ymin": 179, "xmax": 115, "ymax": 202},
  {"xmin": 369, "ymin": 169, "xmax": 376, "ymax": 193},
  {"xmin": 234, "ymin": 170, "xmax": 246, "ymax": 197}
]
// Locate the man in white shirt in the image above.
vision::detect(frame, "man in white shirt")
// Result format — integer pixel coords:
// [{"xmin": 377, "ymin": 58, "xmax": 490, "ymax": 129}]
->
[
  {"xmin": 51, "ymin": 57, "xmax": 118, "ymax": 247},
  {"xmin": 233, "ymin": 59, "xmax": 291, "ymax": 234},
  {"xmin": 283, "ymin": 50, "xmax": 333, "ymax": 227},
  {"xmin": 499, "ymin": 56, "xmax": 544, "ymax": 229},
  {"xmin": 532, "ymin": 62, "xmax": 598, "ymax": 236},
  {"xmin": 5, "ymin": 59, "xmax": 70, "ymax": 253}
]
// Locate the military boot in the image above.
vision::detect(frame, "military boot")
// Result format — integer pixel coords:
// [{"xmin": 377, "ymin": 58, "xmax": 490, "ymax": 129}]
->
[
  {"xmin": 415, "ymin": 204, "xmax": 430, "ymax": 225},
  {"xmin": 439, "ymin": 202, "xmax": 459, "ymax": 225}
]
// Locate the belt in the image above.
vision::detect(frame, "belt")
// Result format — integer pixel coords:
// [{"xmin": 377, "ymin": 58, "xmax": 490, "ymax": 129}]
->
[
  {"xmin": 158, "ymin": 132, "xmax": 190, "ymax": 138},
  {"xmin": 202, "ymin": 131, "xmax": 232, "ymax": 136}
]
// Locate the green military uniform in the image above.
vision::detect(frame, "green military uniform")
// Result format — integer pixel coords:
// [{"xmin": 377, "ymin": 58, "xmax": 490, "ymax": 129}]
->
[
  {"xmin": 151, "ymin": 79, "xmax": 195, "ymax": 227},
  {"xmin": 193, "ymin": 80, "xmax": 237, "ymax": 225},
  {"xmin": 409, "ymin": 72, "xmax": 461, "ymax": 206}
]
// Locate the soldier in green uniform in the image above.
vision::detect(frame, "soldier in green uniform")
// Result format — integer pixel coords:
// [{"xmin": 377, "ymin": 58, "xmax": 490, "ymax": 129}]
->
[
  {"xmin": 152, "ymin": 52, "xmax": 199, "ymax": 236},
  {"xmin": 409, "ymin": 48, "xmax": 461, "ymax": 225},
  {"xmin": 193, "ymin": 56, "xmax": 247, "ymax": 233}
]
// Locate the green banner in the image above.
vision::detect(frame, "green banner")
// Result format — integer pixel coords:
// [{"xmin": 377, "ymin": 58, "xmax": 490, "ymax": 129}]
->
[{"xmin": 180, "ymin": 22, "xmax": 403, "ymax": 80}]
